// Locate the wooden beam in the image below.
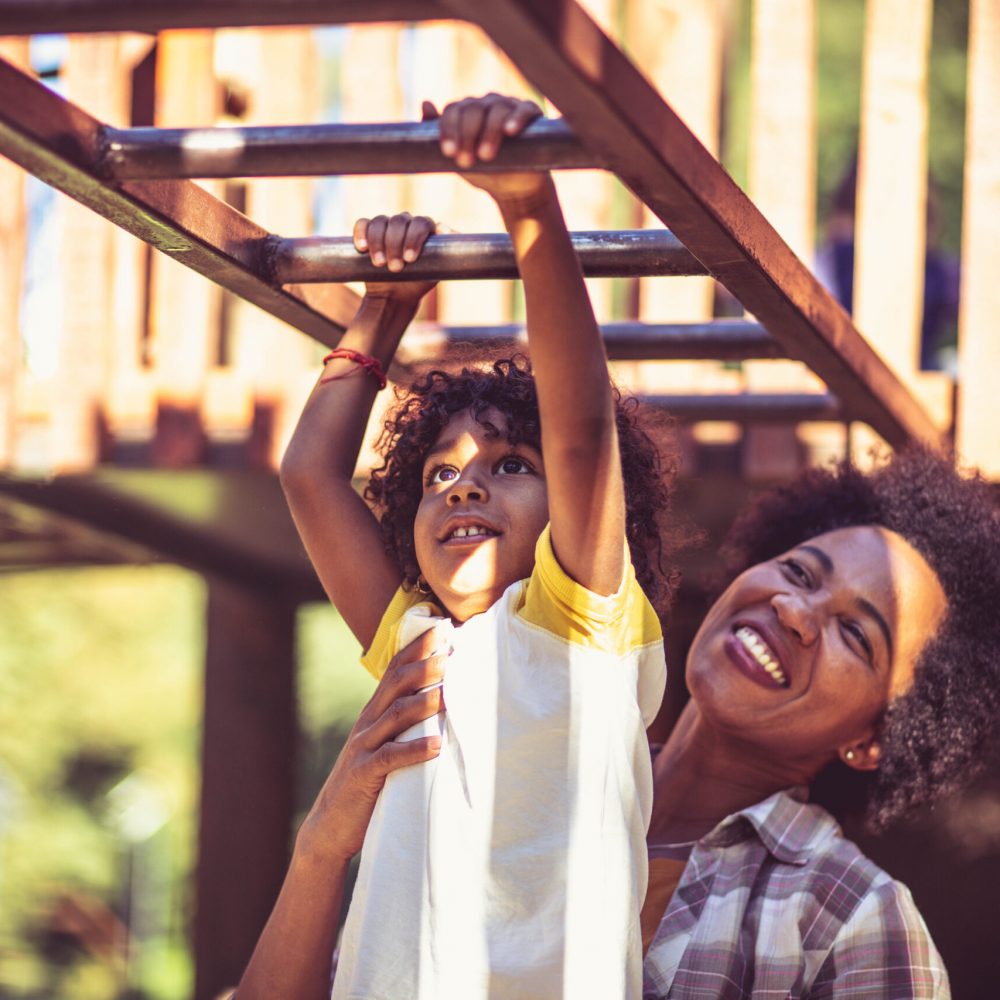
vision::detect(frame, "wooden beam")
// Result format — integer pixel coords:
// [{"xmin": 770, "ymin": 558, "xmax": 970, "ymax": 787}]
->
[
  {"xmin": 0, "ymin": 54, "xmax": 359, "ymax": 348},
  {"xmin": 451, "ymin": 0, "xmax": 942, "ymax": 445},
  {"xmin": 0, "ymin": 0, "xmax": 443, "ymax": 33}
]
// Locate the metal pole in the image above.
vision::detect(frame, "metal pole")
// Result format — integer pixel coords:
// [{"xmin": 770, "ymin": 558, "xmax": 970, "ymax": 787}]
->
[
  {"xmin": 269, "ymin": 229, "xmax": 707, "ymax": 284},
  {"xmin": 645, "ymin": 393, "xmax": 843, "ymax": 423},
  {"xmin": 101, "ymin": 118, "xmax": 600, "ymax": 180}
]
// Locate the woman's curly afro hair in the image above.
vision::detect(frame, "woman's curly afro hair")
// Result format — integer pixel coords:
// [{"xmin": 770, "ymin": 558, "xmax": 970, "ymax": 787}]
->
[
  {"xmin": 719, "ymin": 446, "xmax": 1000, "ymax": 831},
  {"xmin": 364, "ymin": 355, "xmax": 682, "ymax": 616}
]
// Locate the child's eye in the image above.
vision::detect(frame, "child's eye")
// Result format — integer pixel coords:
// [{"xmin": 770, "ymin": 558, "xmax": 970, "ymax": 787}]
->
[
  {"xmin": 496, "ymin": 456, "xmax": 533, "ymax": 476},
  {"xmin": 426, "ymin": 465, "xmax": 458, "ymax": 486}
]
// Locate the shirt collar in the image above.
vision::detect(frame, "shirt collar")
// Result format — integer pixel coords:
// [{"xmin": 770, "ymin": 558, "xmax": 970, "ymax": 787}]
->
[{"xmin": 701, "ymin": 788, "xmax": 839, "ymax": 866}]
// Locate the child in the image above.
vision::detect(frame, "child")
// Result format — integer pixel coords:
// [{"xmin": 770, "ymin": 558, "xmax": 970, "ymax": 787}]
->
[{"xmin": 280, "ymin": 94, "xmax": 678, "ymax": 999}]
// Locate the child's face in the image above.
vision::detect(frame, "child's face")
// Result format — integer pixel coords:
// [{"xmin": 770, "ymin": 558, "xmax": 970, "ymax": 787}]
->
[{"xmin": 414, "ymin": 407, "xmax": 548, "ymax": 623}]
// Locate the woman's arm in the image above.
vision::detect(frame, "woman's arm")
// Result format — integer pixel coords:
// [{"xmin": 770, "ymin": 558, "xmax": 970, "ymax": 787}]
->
[
  {"xmin": 280, "ymin": 214, "xmax": 436, "ymax": 648},
  {"xmin": 234, "ymin": 627, "xmax": 448, "ymax": 1000},
  {"xmin": 433, "ymin": 95, "xmax": 626, "ymax": 596}
]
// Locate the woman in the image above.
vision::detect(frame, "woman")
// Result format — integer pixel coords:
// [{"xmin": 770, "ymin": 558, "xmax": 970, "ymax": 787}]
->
[{"xmin": 236, "ymin": 448, "xmax": 1000, "ymax": 998}]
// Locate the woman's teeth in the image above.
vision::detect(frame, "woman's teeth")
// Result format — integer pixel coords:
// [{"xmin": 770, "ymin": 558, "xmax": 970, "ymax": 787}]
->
[
  {"xmin": 735, "ymin": 626, "xmax": 788, "ymax": 687},
  {"xmin": 449, "ymin": 525, "xmax": 494, "ymax": 540}
]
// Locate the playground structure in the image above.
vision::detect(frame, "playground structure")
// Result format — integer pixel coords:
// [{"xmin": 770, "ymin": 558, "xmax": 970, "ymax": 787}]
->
[{"xmin": 0, "ymin": 1, "xmax": 998, "ymax": 997}]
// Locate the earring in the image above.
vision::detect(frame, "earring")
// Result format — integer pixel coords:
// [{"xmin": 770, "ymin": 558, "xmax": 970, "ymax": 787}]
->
[
  {"xmin": 416, "ymin": 575, "xmax": 431, "ymax": 595},
  {"xmin": 844, "ymin": 749, "xmax": 856, "ymax": 762}
]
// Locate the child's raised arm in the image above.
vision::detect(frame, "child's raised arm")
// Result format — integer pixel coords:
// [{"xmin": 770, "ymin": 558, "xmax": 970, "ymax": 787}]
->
[
  {"xmin": 280, "ymin": 213, "xmax": 437, "ymax": 648},
  {"xmin": 431, "ymin": 95, "xmax": 626, "ymax": 597}
]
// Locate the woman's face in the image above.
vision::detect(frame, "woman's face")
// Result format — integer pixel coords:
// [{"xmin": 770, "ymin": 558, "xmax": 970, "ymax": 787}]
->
[{"xmin": 686, "ymin": 525, "xmax": 947, "ymax": 772}]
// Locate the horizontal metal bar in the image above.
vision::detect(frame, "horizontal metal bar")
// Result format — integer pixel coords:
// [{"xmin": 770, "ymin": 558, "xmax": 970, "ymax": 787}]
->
[
  {"xmin": 270, "ymin": 230, "xmax": 706, "ymax": 284},
  {"xmin": 458, "ymin": 0, "xmax": 943, "ymax": 449},
  {"xmin": 403, "ymin": 320, "xmax": 781, "ymax": 362},
  {"xmin": 0, "ymin": 54, "xmax": 358, "ymax": 349},
  {"xmin": 645, "ymin": 393, "xmax": 843, "ymax": 423},
  {"xmin": 0, "ymin": 0, "xmax": 445, "ymax": 33},
  {"xmin": 101, "ymin": 118, "xmax": 600, "ymax": 181}
]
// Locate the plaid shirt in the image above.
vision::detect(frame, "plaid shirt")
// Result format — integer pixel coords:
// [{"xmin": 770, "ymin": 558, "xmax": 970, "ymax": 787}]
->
[{"xmin": 643, "ymin": 789, "xmax": 949, "ymax": 999}]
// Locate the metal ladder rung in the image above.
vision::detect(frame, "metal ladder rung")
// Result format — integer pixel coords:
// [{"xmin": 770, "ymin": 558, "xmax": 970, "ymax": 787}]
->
[{"xmin": 270, "ymin": 230, "xmax": 706, "ymax": 284}]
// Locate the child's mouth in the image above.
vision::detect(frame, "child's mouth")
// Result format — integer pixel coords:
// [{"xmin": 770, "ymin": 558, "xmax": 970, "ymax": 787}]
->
[{"xmin": 444, "ymin": 524, "xmax": 499, "ymax": 542}]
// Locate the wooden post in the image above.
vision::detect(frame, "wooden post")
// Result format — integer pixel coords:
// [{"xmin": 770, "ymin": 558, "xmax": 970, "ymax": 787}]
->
[
  {"xmin": 743, "ymin": 0, "xmax": 827, "ymax": 479},
  {"xmin": 195, "ymin": 579, "xmax": 298, "ymax": 1000},
  {"xmin": 0, "ymin": 37, "xmax": 29, "ymax": 469},
  {"xmin": 956, "ymin": 0, "xmax": 1000, "ymax": 476},
  {"xmin": 148, "ymin": 30, "xmax": 219, "ymax": 466},
  {"xmin": 220, "ymin": 27, "xmax": 321, "ymax": 467},
  {"xmin": 854, "ymin": 0, "xmax": 932, "ymax": 380}
]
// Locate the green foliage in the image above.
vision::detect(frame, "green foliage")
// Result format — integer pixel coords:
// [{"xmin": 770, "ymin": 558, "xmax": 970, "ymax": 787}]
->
[{"xmin": 0, "ymin": 565, "xmax": 204, "ymax": 999}]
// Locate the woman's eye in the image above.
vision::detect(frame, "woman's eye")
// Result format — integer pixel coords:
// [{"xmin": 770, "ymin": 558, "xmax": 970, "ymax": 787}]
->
[
  {"xmin": 842, "ymin": 620, "xmax": 873, "ymax": 660},
  {"xmin": 427, "ymin": 465, "xmax": 458, "ymax": 485},
  {"xmin": 497, "ymin": 456, "xmax": 532, "ymax": 475},
  {"xmin": 780, "ymin": 559, "xmax": 811, "ymax": 586}
]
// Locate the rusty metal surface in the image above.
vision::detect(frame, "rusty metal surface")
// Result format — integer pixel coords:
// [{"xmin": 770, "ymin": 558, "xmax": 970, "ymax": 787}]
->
[
  {"xmin": 271, "ymin": 229, "xmax": 705, "ymax": 283},
  {"xmin": 102, "ymin": 118, "xmax": 600, "ymax": 180},
  {"xmin": 0, "ymin": 0, "xmax": 441, "ymax": 33},
  {"xmin": 0, "ymin": 54, "xmax": 359, "ymax": 346},
  {"xmin": 404, "ymin": 320, "xmax": 781, "ymax": 362},
  {"xmin": 454, "ymin": 0, "xmax": 942, "ymax": 447}
]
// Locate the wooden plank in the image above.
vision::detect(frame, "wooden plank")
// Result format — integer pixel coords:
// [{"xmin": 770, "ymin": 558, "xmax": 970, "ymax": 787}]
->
[
  {"xmin": 854, "ymin": 0, "xmax": 932, "ymax": 380},
  {"xmin": 224, "ymin": 27, "xmax": 322, "ymax": 466},
  {"xmin": 0, "ymin": 0, "xmax": 445, "ymax": 33},
  {"xmin": 195, "ymin": 580, "xmax": 297, "ymax": 1000},
  {"xmin": 625, "ymin": 0, "xmax": 729, "ymax": 326},
  {"xmin": 956, "ymin": 0, "xmax": 1000, "ymax": 476},
  {"xmin": 744, "ymin": 0, "xmax": 819, "ymax": 479},
  {"xmin": 0, "ymin": 37, "xmax": 28, "ymax": 469},
  {"xmin": 0, "ymin": 53, "xmax": 360, "ymax": 350},
  {"xmin": 452, "ymin": 0, "xmax": 943, "ymax": 447}
]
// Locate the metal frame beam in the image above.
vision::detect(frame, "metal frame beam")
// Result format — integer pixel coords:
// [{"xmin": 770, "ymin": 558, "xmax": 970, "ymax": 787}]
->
[
  {"xmin": 452, "ymin": 0, "xmax": 942, "ymax": 448},
  {"xmin": 0, "ymin": 55, "xmax": 359, "ymax": 346}
]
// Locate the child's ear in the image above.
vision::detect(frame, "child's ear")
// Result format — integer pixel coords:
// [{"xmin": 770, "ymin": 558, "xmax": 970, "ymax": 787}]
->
[{"xmin": 839, "ymin": 739, "xmax": 881, "ymax": 772}]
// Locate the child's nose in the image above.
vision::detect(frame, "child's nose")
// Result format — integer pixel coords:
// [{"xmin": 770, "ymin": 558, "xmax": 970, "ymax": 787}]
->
[{"xmin": 446, "ymin": 474, "xmax": 488, "ymax": 505}]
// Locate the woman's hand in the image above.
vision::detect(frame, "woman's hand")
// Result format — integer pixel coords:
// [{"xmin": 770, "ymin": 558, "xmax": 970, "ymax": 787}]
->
[
  {"xmin": 426, "ymin": 94, "xmax": 549, "ymax": 205},
  {"xmin": 354, "ymin": 212, "xmax": 440, "ymax": 304},
  {"xmin": 295, "ymin": 626, "xmax": 449, "ymax": 865}
]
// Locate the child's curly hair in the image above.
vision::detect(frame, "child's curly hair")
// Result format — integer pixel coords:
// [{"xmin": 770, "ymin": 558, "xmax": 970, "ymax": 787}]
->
[
  {"xmin": 364, "ymin": 356, "xmax": 681, "ymax": 616},
  {"xmin": 718, "ymin": 447, "xmax": 1000, "ymax": 831}
]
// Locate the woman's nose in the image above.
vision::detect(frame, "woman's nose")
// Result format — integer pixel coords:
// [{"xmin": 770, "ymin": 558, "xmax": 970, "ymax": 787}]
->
[{"xmin": 771, "ymin": 592, "xmax": 820, "ymax": 645}]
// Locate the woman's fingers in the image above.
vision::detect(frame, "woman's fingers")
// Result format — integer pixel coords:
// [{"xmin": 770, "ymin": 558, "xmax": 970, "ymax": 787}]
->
[
  {"xmin": 359, "ymin": 681, "xmax": 445, "ymax": 752},
  {"xmin": 360, "ymin": 626, "xmax": 448, "ymax": 725},
  {"xmin": 369, "ymin": 735, "xmax": 442, "ymax": 780}
]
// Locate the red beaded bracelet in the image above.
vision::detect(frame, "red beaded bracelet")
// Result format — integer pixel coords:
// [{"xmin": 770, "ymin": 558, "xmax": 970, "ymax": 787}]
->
[{"xmin": 320, "ymin": 348, "xmax": 388, "ymax": 390}]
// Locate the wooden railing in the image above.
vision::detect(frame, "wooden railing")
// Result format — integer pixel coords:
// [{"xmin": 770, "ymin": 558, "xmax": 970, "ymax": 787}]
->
[{"xmin": 0, "ymin": 0, "xmax": 996, "ymax": 476}]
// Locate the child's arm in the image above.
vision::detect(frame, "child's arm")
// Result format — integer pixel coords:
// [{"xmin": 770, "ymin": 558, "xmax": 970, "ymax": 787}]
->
[
  {"xmin": 280, "ymin": 213, "xmax": 437, "ymax": 648},
  {"xmin": 433, "ymin": 95, "xmax": 626, "ymax": 596}
]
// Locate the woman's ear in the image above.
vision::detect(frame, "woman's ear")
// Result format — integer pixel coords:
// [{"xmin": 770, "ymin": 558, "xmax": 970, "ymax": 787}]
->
[{"xmin": 839, "ymin": 739, "xmax": 881, "ymax": 772}]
